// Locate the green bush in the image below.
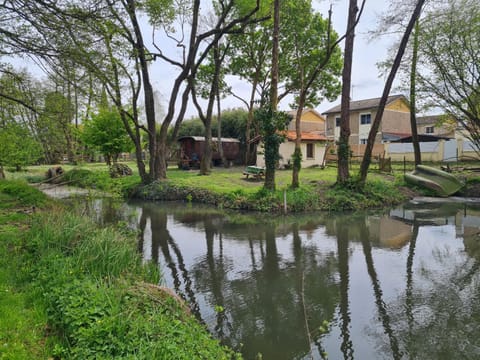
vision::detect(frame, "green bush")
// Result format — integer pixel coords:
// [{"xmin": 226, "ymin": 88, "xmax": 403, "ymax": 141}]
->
[{"xmin": 60, "ymin": 168, "xmax": 112, "ymax": 190}]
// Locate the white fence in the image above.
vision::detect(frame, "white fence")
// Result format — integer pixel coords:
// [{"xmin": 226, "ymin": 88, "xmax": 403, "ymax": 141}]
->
[{"xmin": 385, "ymin": 139, "xmax": 479, "ymax": 162}]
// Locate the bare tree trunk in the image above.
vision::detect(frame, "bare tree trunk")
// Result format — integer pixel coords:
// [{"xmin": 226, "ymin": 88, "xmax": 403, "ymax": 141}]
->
[
  {"xmin": 410, "ymin": 20, "xmax": 421, "ymax": 166},
  {"xmin": 245, "ymin": 77, "xmax": 258, "ymax": 165},
  {"xmin": 359, "ymin": 0, "xmax": 426, "ymax": 185},
  {"xmin": 217, "ymin": 88, "xmax": 227, "ymax": 167},
  {"xmin": 126, "ymin": 0, "xmax": 157, "ymax": 182},
  {"xmin": 337, "ymin": 0, "xmax": 358, "ymax": 184},
  {"xmin": 264, "ymin": 0, "xmax": 280, "ymax": 191}
]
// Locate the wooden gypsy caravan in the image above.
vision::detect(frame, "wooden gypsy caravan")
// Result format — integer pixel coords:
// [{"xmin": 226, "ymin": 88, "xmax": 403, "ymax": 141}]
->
[{"xmin": 177, "ymin": 136, "xmax": 240, "ymax": 169}]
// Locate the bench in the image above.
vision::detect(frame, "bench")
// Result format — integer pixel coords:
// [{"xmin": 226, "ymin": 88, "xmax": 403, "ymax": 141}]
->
[{"xmin": 243, "ymin": 166, "xmax": 265, "ymax": 180}]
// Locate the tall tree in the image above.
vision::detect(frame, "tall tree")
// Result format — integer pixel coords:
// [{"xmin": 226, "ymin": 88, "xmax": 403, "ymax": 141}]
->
[
  {"xmin": 263, "ymin": 0, "xmax": 280, "ymax": 191},
  {"xmin": 0, "ymin": 122, "xmax": 42, "ymax": 172},
  {"xmin": 81, "ymin": 107, "xmax": 133, "ymax": 165},
  {"xmin": 409, "ymin": 20, "xmax": 421, "ymax": 165},
  {"xmin": 148, "ymin": 0, "xmax": 264, "ymax": 179},
  {"xmin": 281, "ymin": 1, "xmax": 342, "ymax": 188},
  {"xmin": 0, "ymin": 0, "xmax": 154, "ymax": 181},
  {"xmin": 191, "ymin": 40, "xmax": 229, "ymax": 174},
  {"xmin": 359, "ymin": 0, "xmax": 426, "ymax": 185},
  {"xmin": 228, "ymin": 26, "xmax": 271, "ymax": 165},
  {"xmin": 337, "ymin": 0, "xmax": 367, "ymax": 184},
  {"xmin": 417, "ymin": 0, "xmax": 480, "ymax": 154},
  {"xmin": 372, "ymin": 0, "xmax": 425, "ymax": 166}
]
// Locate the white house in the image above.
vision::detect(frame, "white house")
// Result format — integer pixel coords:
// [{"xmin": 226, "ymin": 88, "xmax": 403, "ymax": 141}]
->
[{"xmin": 256, "ymin": 109, "xmax": 330, "ymax": 168}]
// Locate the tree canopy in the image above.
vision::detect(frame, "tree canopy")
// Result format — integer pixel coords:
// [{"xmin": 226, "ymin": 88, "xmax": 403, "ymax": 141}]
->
[
  {"xmin": 418, "ymin": 0, "xmax": 480, "ymax": 152},
  {"xmin": 81, "ymin": 108, "xmax": 133, "ymax": 165}
]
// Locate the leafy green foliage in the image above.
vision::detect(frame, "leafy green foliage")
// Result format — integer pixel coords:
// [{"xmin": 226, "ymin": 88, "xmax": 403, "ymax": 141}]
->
[
  {"xmin": 174, "ymin": 108, "xmax": 249, "ymax": 141},
  {"xmin": 280, "ymin": 0, "xmax": 342, "ymax": 107},
  {"xmin": 143, "ymin": 0, "xmax": 177, "ymax": 28},
  {"xmin": 81, "ymin": 108, "xmax": 133, "ymax": 164},
  {"xmin": 256, "ymin": 107, "xmax": 289, "ymax": 190},
  {"xmin": 0, "ymin": 122, "xmax": 42, "ymax": 170},
  {"xmin": 38, "ymin": 91, "xmax": 75, "ymax": 163},
  {"xmin": 418, "ymin": 0, "xmax": 480, "ymax": 153},
  {"xmin": 60, "ymin": 168, "xmax": 112, "ymax": 190}
]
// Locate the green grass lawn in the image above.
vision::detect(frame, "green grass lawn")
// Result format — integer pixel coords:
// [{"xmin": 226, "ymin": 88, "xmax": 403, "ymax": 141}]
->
[
  {"xmin": 3, "ymin": 161, "xmax": 406, "ymax": 212},
  {"xmin": 6, "ymin": 159, "xmax": 461, "ymax": 192}
]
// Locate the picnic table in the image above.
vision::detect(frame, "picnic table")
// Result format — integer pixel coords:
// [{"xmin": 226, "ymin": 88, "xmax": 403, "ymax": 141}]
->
[{"xmin": 243, "ymin": 166, "xmax": 265, "ymax": 180}]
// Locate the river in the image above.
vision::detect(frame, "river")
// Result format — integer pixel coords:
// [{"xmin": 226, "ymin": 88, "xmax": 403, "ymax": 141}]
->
[{"xmin": 78, "ymin": 197, "xmax": 480, "ymax": 360}]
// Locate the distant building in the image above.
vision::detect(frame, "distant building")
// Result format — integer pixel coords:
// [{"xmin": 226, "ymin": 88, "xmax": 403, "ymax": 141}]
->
[
  {"xmin": 416, "ymin": 114, "xmax": 456, "ymax": 138},
  {"xmin": 256, "ymin": 108, "xmax": 330, "ymax": 168},
  {"xmin": 323, "ymin": 94, "xmax": 411, "ymax": 145}
]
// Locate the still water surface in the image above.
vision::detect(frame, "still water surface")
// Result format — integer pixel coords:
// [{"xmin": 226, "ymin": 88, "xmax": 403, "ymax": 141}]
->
[{"xmin": 87, "ymin": 198, "xmax": 480, "ymax": 360}]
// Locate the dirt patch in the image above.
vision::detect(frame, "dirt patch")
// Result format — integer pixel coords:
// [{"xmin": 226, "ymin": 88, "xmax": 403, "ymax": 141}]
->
[{"xmin": 398, "ymin": 185, "xmax": 422, "ymax": 200}]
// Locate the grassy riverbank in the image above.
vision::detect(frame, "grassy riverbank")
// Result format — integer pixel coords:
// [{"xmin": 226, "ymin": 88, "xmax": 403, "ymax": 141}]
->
[
  {"xmin": 10, "ymin": 162, "xmax": 415, "ymax": 211},
  {"xmin": 0, "ymin": 180, "xmax": 240, "ymax": 359},
  {"xmin": 9, "ymin": 161, "xmax": 480, "ymax": 211}
]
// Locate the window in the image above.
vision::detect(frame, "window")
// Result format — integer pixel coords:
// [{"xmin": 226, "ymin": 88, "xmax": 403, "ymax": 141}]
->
[
  {"xmin": 425, "ymin": 126, "xmax": 434, "ymax": 134},
  {"xmin": 335, "ymin": 117, "xmax": 341, "ymax": 127},
  {"xmin": 360, "ymin": 138, "xmax": 368, "ymax": 145},
  {"xmin": 306, "ymin": 143, "xmax": 314, "ymax": 158},
  {"xmin": 360, "ymin": 113, "xmax": 371, "ymax": 125}
]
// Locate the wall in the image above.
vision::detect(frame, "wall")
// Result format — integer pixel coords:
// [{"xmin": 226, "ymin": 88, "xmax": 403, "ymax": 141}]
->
[
  {"xmin": 325, "ymin": 143, "xmax": 385, "ymax": 161},
  {"xmin": 257, "ymin": 141, "xmax": 327, "ymax": 168},
  {"xmin": 386, "ymin": 141, "xmax": 445, "ymax": 162},
  {"xmin": 325, "ymin": 98, "xmax": 411, "ymax": 145},
  {"xmin": 385, "ymin": 139, "xmax": 480, "ymax": 162},
  {"xmin": 287, "ymin": 111, "xmax": 325, "ymax": 132},
  {"xmin": 382, "ymin": 109, "xmax": 411, "ymax": 134}
]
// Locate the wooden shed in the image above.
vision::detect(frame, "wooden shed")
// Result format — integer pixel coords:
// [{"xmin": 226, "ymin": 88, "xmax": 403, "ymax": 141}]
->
[{"xmin": 177, "ymin": 136, "xmax": 240, "ymax": 168}]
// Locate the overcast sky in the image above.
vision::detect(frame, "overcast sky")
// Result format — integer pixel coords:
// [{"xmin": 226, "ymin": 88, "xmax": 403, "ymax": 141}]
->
[
  {"xmin": 9, "ymin": 0, "xmax": 398, "ymax": 121},
  {"xmin": 148, "ymin": 0, "xmax": 397, "ymax": 119}
]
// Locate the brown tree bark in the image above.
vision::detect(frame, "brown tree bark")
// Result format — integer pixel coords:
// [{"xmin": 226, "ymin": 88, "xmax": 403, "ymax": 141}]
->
[
  {"xmin": 337, "ymin": 0, "xmax": 358, "ymax": 184},
  {"xmin": 291, "ymin": 92, "xmax": 306, "ymax": 189},
  {"xmin": 410, "ymin": 20, "xmax": 422, "ymax": 166},
  {"xmin": 126, "ymin": 0, "xmax": 158, "ymax": 182},
  {"xmin": 359, "ymin": 0, "xmax": 426, "ymax": 185}
]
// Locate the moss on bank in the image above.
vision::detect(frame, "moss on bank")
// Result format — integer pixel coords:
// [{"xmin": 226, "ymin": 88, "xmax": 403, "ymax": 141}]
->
[{"xmin": 0, "ymin": 180, "xmax": 239, "ymax": 359}]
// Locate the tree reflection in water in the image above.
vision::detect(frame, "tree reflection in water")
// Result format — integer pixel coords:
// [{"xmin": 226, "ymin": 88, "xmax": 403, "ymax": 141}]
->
[{"xmin": 97, "ymin": 199, "xmax": 480, "ymax": 360}]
